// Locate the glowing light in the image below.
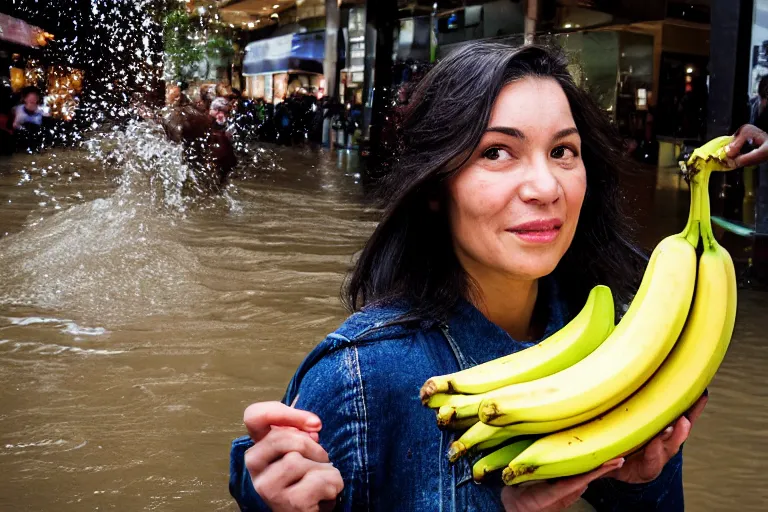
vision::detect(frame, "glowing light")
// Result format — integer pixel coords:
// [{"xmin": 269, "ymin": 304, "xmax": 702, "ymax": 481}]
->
[
  {"xmin": 686, "ymin": 67, "xmax": 694, "ymax": 74},
  {"xmin": 564, "ymin": 23, "xmax": 572, "ymax": 29}
]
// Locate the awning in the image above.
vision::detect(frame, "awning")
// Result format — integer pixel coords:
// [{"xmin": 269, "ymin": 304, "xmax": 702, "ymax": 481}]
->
[
  {"xmin": 0, "ymin": 13, "xmax": 46, "ymax": 48},
  {"xmin": 243, "ymin": 31, "xmax": 325, "ymax": 75}
]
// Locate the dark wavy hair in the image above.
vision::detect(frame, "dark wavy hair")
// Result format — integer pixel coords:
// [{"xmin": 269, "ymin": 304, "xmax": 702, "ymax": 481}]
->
[{"xmin": 343, "ymin": 42, "xmax": 646, "ymax": 321}]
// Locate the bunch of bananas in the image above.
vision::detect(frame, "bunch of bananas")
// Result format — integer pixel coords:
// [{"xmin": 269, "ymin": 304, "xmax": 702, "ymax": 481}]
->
[{"xmin": 421, "ymin": 136, "xmax": 738, "ymax": 485}]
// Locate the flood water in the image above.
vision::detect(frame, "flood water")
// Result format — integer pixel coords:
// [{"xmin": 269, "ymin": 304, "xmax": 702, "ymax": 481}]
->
[{"xmin": 0, "ymin": 127, "xmax": 765, "ymax": 511}]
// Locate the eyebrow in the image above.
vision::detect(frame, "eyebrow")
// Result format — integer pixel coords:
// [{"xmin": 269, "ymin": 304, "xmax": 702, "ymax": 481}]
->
[{"xmin": 485, "ymin": 126, "xmax": 579, "ymax": 141}]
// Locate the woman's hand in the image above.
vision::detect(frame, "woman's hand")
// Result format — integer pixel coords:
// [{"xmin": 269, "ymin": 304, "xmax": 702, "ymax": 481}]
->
[
  {"xmin": 605, "ymin": 394, "xmax": 708, "ymax": 483},
  {"xmin": 501, "ymin": 394, "xmax": 707, "ymax": 511},
  {"xmin": 243, "ymin": 401, "xmax": 344, "ymax": 512},
  {"xmin": 726, "ymin": 124, "xmax": 768, "ymax": 167},
  {"xmin": 501, "ymin": 459, "xmax": 624, "ymax": 512}
]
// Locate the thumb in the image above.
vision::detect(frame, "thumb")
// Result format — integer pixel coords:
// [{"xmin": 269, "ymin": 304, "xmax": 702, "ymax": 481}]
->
[{"xmin": 243, "ymin": 401, "xmax": 322, "ymax": 442}]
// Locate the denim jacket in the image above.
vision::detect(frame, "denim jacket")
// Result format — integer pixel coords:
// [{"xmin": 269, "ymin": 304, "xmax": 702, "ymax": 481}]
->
[{"xmin": 230, "ymin": 278, "xmax": 684, "ymax": 511}]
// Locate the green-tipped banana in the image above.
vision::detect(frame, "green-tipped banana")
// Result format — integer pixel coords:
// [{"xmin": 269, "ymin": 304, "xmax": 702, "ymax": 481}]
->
[
  {"xmin": 503, "ymin": 169, "xmax": 737, "ymax": 485},
  {"xmin": 472, "ymin": 439, "xmax": 536, "ymax": 481},
  {"xmin": 448, "ymin": 401, "xmax": 617, "ymax": 463},
  {"xmin": 420, "ymin": 285, "xmax": 615, "ymax": 403}
]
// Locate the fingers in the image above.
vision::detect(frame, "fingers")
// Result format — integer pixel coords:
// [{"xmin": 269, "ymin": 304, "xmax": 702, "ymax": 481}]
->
[
  {"xmin": 510, "ymin": 459, "xmax": 623, "ymax": 511},
  {"xmin": 549, "ymin": 458, "xmax": 624, "ymax": 497},
  {"xmin": 253, "ymin": 458, "xmax": 343, "ymax": 510},
  {"xmin": 288, "ymin": 465, "xmax": 345, "ymax": 507},
  {"xmin": 728, "ymin": 124, "xmax": 768, "ymax": 167},
  {"xmin": 637, "ymin": 434, "xmax": 667, "ymax": 478},
  {"xmin": 732, "ymin": 146, "xmax": 768, "ymax": 168},
  {"xmin": 244, "ymin": 401, "xmax": 322, "ymax": 442},
  {"xmin": 664, "ymin": 416, "xmax": 692, "ymax": 455},
  {"xmin": 684, "ymin": 394, "xmax": 709, "ymax": 425},
  {"xmin": 254, "ymin": 451, "xmax": 334, "ymax": 493},
  {"xmin": 272, "ymin": 425, "xmax": 320, "ymax": 443},
  {"xmin": 245, "ymin": 428, "xmax": 330, "ymax": 478},
  {"xmin": 543, "ymin": 488, "xmax": 587, "ymax": 512},
  {"xmin": 726, "ymin": 125, "xmax": 750, "ymax": 157},
  {"xmin": 641, "ymin": 416, "xmax": 692, "ymax": 474}
]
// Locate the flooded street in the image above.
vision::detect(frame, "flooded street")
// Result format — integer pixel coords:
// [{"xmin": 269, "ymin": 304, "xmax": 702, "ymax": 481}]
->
[{"xmin": 0, "ymin": 136, "xmax": 766, "ymax": 511}]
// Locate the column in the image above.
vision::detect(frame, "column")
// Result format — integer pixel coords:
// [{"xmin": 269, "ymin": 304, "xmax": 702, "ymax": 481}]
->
[
  {"xmin": 324, "ymin": 0, "xmax": 340, "ymax": 100},
  {"xmin": 362, "ymin": 0, "xmax": 397, "ymax": 148}
]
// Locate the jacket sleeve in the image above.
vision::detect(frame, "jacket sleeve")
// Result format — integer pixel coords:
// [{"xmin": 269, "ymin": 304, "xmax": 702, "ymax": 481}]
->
[
  {"xmin": 583, "ymin": 450, "xmax": 684, "ymax": 512},
  {"xmin": 229, "ymin": 345, "xmax": 368, "ymax": 511}
]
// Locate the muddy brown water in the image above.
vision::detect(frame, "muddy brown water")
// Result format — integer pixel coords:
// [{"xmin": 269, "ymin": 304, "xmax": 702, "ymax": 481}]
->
[{"xmin": 0, "ymin": 136, "xmax": 765, "ymax": 511}]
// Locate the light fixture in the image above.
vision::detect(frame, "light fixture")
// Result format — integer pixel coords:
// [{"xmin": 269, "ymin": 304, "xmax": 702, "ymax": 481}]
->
[
  {"xmin": 273, "ymin": 4, "xmax": 280, "ymax": 8},
  {"xmin": 248, "ymin": 22, "xmax": 255, "ymax": 28},
  {"xmin": 686, "ymin": 67, "xmax": 694, "ymax": 74},
  {"xmin": 564, "ymin": 23, "xmax": 572, "ymax": 29},
  {"xmin": 271, "ymin": 13, "xmax": 279, "ymax": 19}
]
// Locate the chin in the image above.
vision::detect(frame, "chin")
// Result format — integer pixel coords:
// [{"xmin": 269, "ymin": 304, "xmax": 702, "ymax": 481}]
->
[{"xmin": 505, "ymin": 255, "xmax": 561, "ymax": 280}]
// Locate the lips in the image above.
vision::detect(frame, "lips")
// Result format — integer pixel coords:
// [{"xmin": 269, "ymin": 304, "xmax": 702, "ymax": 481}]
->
[
  {"xmin": 508, "ymin": 218, "xmax": 563, "ymax": 232},
  {"xmin": 507, "ymin": 218, "xmax": 563, "ymax": 244}
]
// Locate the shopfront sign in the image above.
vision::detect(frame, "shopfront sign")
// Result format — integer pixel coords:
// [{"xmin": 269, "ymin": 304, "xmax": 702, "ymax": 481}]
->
[
  {"xmin": 243, "ymin": 31, "xmax": 325, "ymax": 75},
  {"xmin": 0, "ymin": 14, "xmax": 44, "ymax": 48}
]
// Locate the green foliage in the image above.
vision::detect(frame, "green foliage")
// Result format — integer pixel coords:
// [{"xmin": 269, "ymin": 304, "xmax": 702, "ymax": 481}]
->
[
  {"xmin": 163, "ymin": 7, "xmax": 235, "ymax": 81},
  {"xmin": 163, "ymin": 9, "xmax": 204, "ymax": 80},
  {"xmin": 206, "ymin": 35, "xmax": 235, "ymax": 60}
]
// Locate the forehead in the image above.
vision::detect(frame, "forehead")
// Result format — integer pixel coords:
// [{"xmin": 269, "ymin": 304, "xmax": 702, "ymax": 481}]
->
[{"xmin": 488, "ymin": 77, "xmax": 575, "ymax": 131}]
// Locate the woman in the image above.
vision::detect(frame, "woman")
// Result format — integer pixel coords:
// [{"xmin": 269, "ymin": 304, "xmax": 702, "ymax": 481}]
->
[{"xmin": 229, "ymin": 43, "xmax": 741, "ymax": 511}]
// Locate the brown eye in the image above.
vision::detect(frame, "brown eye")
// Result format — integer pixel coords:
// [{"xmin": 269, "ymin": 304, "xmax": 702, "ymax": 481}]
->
[
  {"xmin": 482, "ymin": 147, "xmax": 512, "ymax": 161},
  {"xmin": 551, "ymin": 145, "xmax": 576, "ymax": 159}
]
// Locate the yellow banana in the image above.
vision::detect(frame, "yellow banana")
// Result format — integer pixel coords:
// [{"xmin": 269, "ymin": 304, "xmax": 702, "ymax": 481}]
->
[
  {"xmin": 420, "ymin": 285, "xmax": 615, "ymax": 402},
  {"xmin": 448, "ymin": 401, "xmax": 616, "ymax": 463},
  {"xmin": 503, "ymin": 173, "xmax": 736, "ymax": 485},
  {"xmin": 433, "ymin": 251, "xmax": 661, "ymax": 426},
  {"xmin": 472, "ymin": 439, "xmax": 536, "ymax": 481},
  {"xmin": 439, "ymin": 416, "xmax": 478, "ymax": 431},
  {"xmin": 478, "ymin": 231, "xmax": 697, "ymax": 426}
]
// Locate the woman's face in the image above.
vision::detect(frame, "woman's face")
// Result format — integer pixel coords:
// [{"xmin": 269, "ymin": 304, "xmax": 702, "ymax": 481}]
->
[{"xmin": 446, "ymin": 77, "xmax": 587, "ymax": 283}]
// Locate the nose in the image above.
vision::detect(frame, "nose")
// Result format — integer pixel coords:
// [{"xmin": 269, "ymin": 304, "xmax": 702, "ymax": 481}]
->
[{"xmin": 518, "ymin": 157, "xmax": 562, "ymax": 206}]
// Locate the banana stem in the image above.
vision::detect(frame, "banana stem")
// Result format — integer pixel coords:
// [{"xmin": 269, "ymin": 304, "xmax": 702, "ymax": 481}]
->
[
  {"xmin": 683, "ymin": 175, "xmax": 701, "ymax": 247},
  {"xmin": 697, "ymin": 169, "xmax": 715, "ymax": 249}
]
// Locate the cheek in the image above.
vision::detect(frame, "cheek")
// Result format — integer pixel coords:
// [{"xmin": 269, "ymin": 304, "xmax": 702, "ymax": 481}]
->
[
  {"xmin": 563, "ymin": 169, "xmax": 587, "ymax": 231},
  {"xmin": 447, "ymin": 170, "xmax": 511, "ymax": 231}
]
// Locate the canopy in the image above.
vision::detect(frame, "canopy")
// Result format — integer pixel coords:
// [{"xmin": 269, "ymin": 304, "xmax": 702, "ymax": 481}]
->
[
  {"xmin": 243, "ymin": 31, "xmax": 325, "ymax": 75},
  {"xmin": 0, "ymin": 13, "xmax": 45, "ymax": 48}
]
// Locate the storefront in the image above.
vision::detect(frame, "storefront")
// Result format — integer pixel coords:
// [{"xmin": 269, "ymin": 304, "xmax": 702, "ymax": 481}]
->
[
  {"xmin": 242, "ymin": 31, "xmax": 326, "ymax": 103},
  {"xmin": 1, "ymin": 13, "xmax": 84, "ymax": 122}
]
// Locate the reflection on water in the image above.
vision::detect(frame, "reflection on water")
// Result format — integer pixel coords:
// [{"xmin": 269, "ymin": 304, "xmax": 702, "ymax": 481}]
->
[{"xmin": 0, "ymin": 134, "xmax": 765, "ymax": 511}]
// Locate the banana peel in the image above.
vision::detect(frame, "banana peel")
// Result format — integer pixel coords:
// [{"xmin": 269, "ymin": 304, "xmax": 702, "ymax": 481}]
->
[{"xmin": 679, "ymin": 135, "xmax": 734, "ymax": 179}]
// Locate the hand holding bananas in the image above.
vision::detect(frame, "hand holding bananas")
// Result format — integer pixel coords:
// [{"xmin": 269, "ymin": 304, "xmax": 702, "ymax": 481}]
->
[
  {"xmin": 723, "ymin": 123, "xmax": 768, "ymax": 168},
  {"xmin": 422, "ymin": 135, "xmax": 738, "ymax": 485}
]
